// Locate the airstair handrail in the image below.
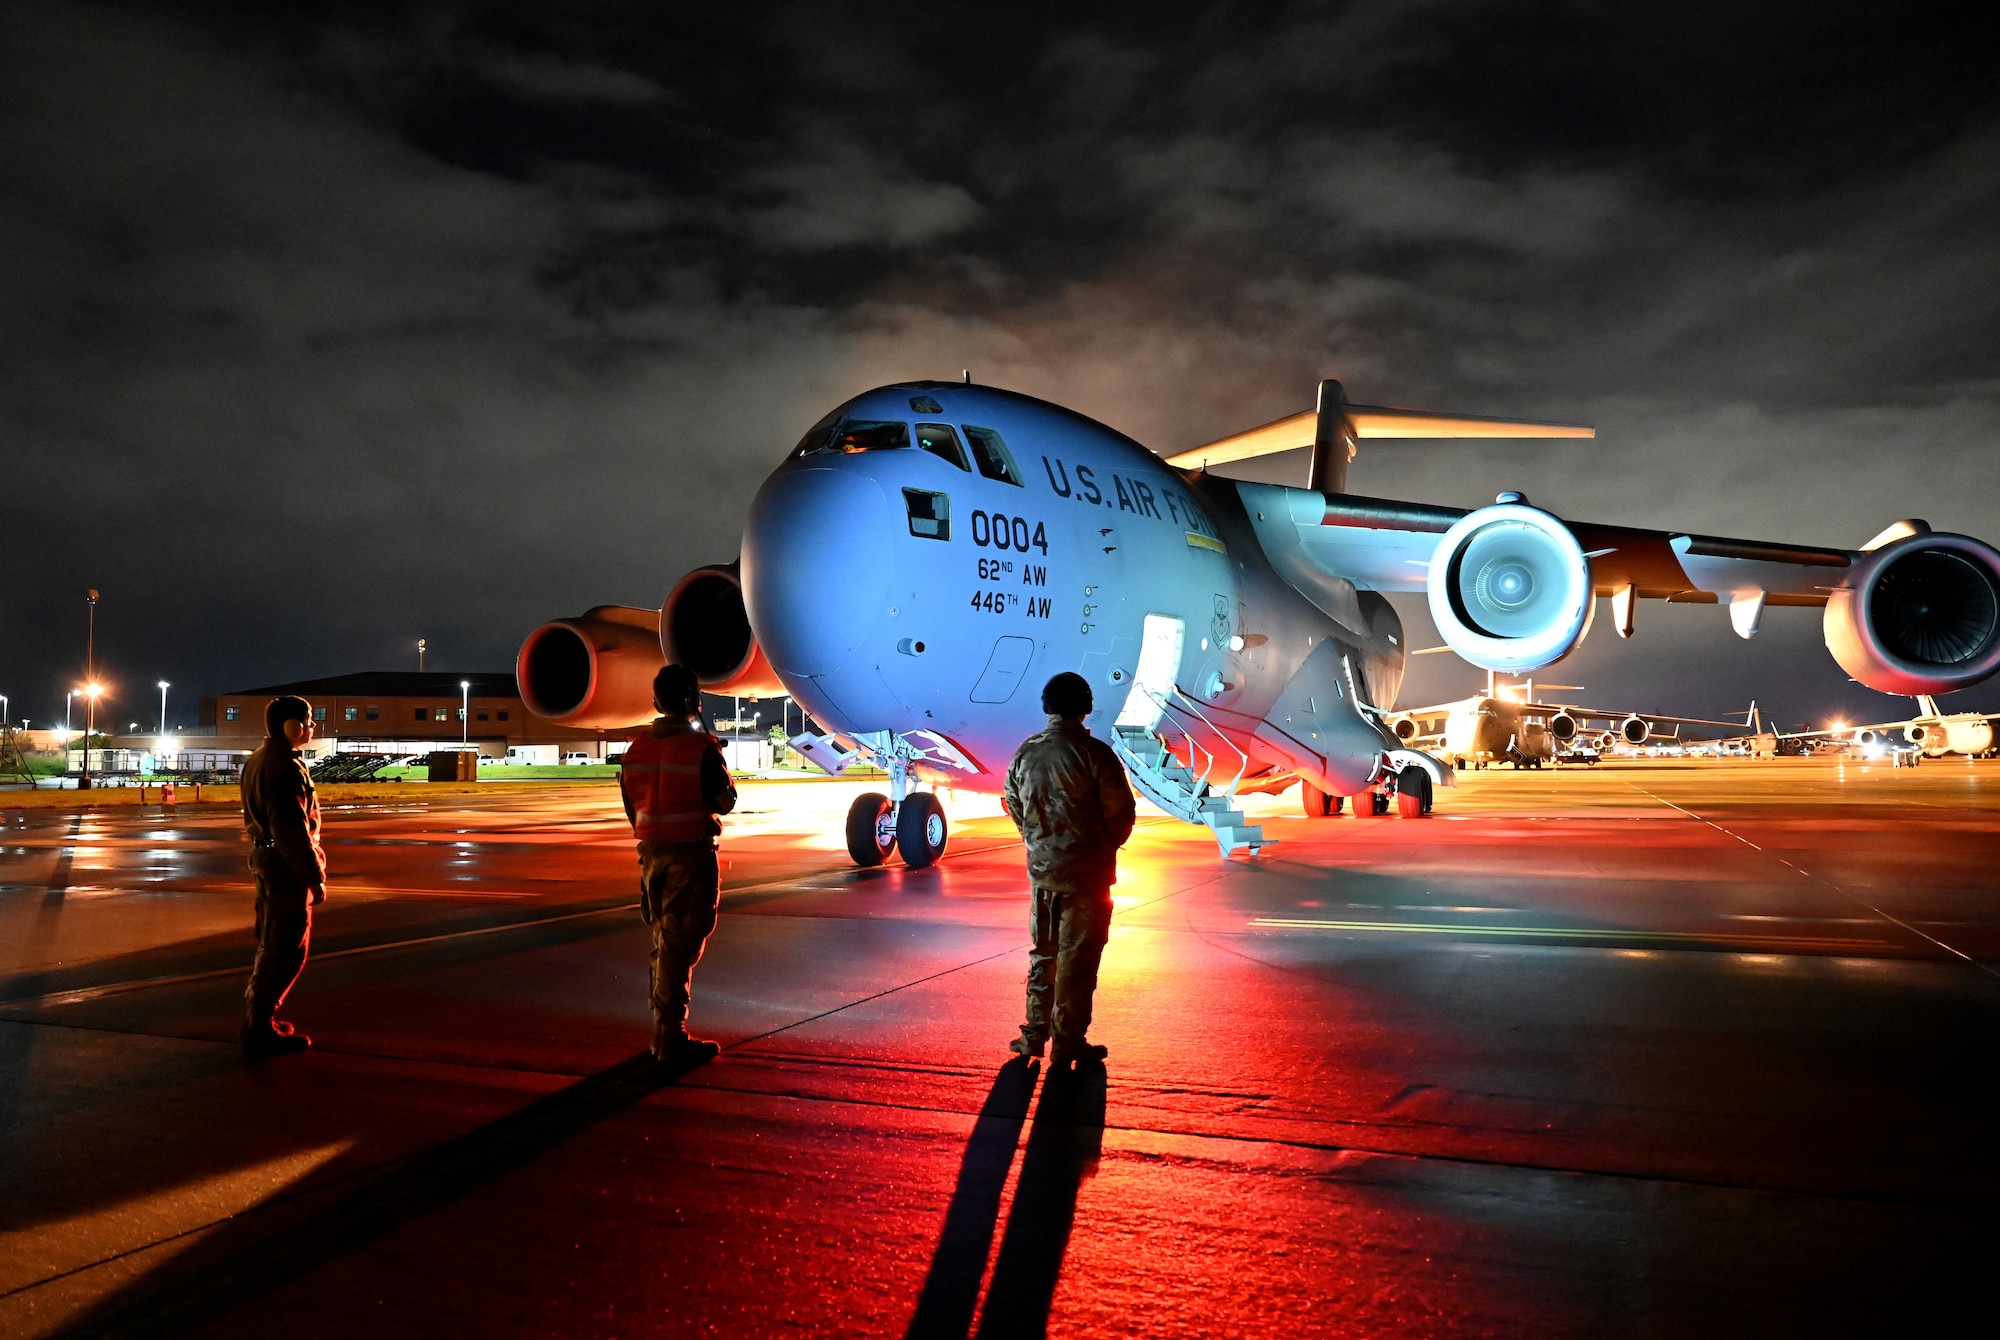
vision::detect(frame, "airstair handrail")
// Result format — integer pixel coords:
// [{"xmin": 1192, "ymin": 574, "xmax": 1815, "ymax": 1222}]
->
[{"xmin": 1159, "ymin": 683, "xmax": 1251, "ymax": 797}]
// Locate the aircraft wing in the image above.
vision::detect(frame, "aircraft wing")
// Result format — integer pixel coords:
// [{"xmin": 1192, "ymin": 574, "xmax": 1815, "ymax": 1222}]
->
[
  {"xmin": 1237, "ymin": 483, "xmax": 1857, "ymax": 636},
  {"xmin": 1522, "ymin": 703, "xmax": 1748, "ymax": 731}
]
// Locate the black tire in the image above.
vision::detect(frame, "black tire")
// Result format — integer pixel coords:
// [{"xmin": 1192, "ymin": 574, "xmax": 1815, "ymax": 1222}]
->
[
  {"xmin": 1301, "ymin": 781, "xmax": 1335, "ymax": 818},
  {"xmin": 845, "ymin": 792, "xmax": 896, "ymax": 866},
  {"xmin": 896, "ymin": 792, "xmax": 948, "ymax": 867},
  {"xmin": 1396, "ymin": 765, "xmax": 1433, "ymax": 818}
]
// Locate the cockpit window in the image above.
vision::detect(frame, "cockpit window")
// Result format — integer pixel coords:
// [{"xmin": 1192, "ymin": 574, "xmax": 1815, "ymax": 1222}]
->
[
  {"xmin": 791, "ymin": 406, "xmax": 845, "ymax": 457},
  {"xmin": 903, "ymin": 488, "xmax": 951, "ymax": 540},
  {"xmin": 962, "ymin": 425, "xmax": 1023, "ymax": 486},
  {"xmin": 915, "ymin": 423, "xmax": 970, "ymax": 471},
  {"xmin": 827, "ymin": 420, "xmax": 910, "ymax": 453}
]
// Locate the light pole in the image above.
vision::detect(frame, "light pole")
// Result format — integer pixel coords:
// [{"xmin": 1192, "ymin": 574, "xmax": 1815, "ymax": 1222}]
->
[
  {"xmin": 460, "ymin": 680, "xmax": 470, "ymax": 746},
  {"xmin": 81, "ymin": 590, "xmax": 99, "ymax": 790},
  {"xmin": 82, "ymin": 683, "xmax": 101, "ymax": 790},
  {"xmin": 158, "ymin": 681, "xmax": 169, "ymax": 734},
  {"xmin": 419, "ymin": 639, "xmax": 427, "ymax": 672}
]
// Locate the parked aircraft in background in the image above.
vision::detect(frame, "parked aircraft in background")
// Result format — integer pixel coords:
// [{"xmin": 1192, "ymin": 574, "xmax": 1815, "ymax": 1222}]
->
[
  {"xmin": 1379, "ymin": 674, "xmax": 1742, "ymax": 778},
  {"xmin": 518, "ymin": 377, "xmax": 2000, "ymax": 867},
  {"xmin": 1782, "ymin": 695, "xmax": 1999, "ymax": 758}
]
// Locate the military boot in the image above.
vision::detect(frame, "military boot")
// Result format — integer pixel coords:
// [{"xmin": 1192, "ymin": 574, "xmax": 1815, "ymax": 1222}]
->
[
  {"xmin": 1049, "ymin": 1039, "xmax": 1107, "ymax": 1066},
  {"xmin": 241, "ymin": 1020, "xmax": 311, "ymax": 1060},
  {"xmin": 651, "ymin": 1023, "xmax": 719, "ymax": 1066}
]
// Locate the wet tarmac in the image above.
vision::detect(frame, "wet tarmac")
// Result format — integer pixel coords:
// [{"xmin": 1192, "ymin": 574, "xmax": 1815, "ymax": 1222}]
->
[{"xmin": 2, "ymin": 759, "xmax": 1996, "ymax": 1337}]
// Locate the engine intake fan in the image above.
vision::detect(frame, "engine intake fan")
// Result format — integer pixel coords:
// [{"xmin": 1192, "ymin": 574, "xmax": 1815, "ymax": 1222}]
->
[
  {"xmin": 1427, "ymin": 501, "xmax": 1593, "ymax": 673},
  {"xmin": 1825, "ymin": 532, "xmax": 2000, "ymax": 695}
]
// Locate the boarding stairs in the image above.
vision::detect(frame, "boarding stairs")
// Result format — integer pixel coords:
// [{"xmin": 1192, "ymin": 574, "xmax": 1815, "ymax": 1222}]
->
[{"xmin": 1110, "ymin": 699, "xmax": 1269, "ymax": 857}]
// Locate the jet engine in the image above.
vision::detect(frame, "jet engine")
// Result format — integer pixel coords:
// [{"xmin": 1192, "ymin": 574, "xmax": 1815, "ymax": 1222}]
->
[
  {"xmin": 1618, "ymin": 715, "xmax": 1652, "ymax": 745},
  {"xmin": 1905, "ymin": 722, "xmax": 1931, "ymax": 745},
  {"xmin": 1548, "ymin": 711, "xmax": 1579, "ymax": 742},
  {"xmin": 517, "ymin": 605, "xmax": 665, "ymax": 729},
  {"xmin": 1824, "ymin": 532, "xmax": 2000, "ymax": 695},
  {"xmin": 662, "ymin": 562, "xmax": 785, "ymax": 696},
  {"xmin": 1390, "ymin": 716, "xmax": 1419, "ymax": 742},
  {"xmin": 1427, "ymin": 501, "xmax": 1593, "ymax": 674}
]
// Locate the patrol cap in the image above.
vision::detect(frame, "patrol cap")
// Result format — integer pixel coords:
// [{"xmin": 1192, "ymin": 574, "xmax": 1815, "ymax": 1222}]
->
[
  {"xmin": 1041, "ymin": 671, "xmax": 1092, "ymax": 717},
  {"xmin": 653, "ymin": 663, "xmax": 701, "ymax": 713}
]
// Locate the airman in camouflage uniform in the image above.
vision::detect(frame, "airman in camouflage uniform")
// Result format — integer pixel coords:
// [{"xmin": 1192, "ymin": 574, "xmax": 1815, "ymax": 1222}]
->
[
  {"xmin": 240, "ymin": 694, "xmax": 327, "ymax": 1060},
  {"xmin": 1002, "ymin": 671, "xmax": 1136, "ymax": 1066}
]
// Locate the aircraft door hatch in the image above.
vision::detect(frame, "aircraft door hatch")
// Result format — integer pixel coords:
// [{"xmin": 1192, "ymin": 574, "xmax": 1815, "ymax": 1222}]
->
[
  {"xmin": 970, "ymin": 635, "xmax": 1036, "ymax": 703},
  {"xmin": 1116, "ymin": 614, "xmax": 1186, "ymax": 731}
]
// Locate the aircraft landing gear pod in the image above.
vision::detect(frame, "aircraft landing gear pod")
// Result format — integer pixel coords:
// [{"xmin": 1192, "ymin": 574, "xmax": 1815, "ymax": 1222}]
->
[{"xmin": 1427, "ymin": 501, "xmax": 1593, "ymax": 674}]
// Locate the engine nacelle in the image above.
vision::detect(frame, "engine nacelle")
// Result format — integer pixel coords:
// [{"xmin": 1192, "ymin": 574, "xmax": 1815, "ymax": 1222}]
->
[
  {"xmin": 1905, "ymin": 722, "xmax": 1931, "ymax": 744},
  {"xmin": 662, "ymin": 561, "xmax": 785, "ymax": 696},
  {"xmin": 1824, "ymin": 532, "xmax": 2000, "ymax": 695},
  {"xmin": 517, "ymin": 605, "xmax": 664, "ymax": 729},
  {"xmin": 1391, "ymin": 716, "xmax": 1419, "ymax": 742},
  {"xmin": 1619, "ymin": 715, "xmax": 1652, "ymax": 745},
  {"xmin": 1427, "ymin": 503, "xmax": 1593, "ymax": 673},
  {"xmin": 1548, "ymin": 711, "xmax": 1579, "ymax": 742}
]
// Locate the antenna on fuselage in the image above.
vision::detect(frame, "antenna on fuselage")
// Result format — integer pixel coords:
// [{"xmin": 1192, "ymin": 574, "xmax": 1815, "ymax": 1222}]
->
[{"xmin": 962, "ymin": 369, "xmax": 971, "ymax": 385}]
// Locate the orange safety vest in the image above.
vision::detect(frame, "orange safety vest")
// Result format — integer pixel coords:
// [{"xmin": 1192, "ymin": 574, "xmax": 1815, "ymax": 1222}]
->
[{"xmin": 620, "ymin": 726, "xmax": 725, "ymax": 841}]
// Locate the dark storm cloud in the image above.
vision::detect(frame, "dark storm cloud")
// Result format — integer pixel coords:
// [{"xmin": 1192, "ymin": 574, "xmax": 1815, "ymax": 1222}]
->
[{"xmin": 2, "ymin": 0, "xmax": 1997, "ymax": 729}]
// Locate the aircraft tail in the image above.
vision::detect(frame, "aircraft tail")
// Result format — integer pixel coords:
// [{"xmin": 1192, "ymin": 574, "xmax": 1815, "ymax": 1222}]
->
[{"xmin": 1161, "ymin": 379, "xmax": 1593, "ymax": 492}]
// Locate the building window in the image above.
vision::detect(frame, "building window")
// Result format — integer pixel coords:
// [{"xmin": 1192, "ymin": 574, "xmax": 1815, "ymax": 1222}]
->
[
  {"xmin": 456, "ymin": 707, "xmax": 466, "ymax": 721},
  {"xmin": 497, "ymin": 709, "xmax": 509, "ymax": 721},
  {"xmin": 436, "ymin": 707, "xmax": 449, "ymax": 721},
  {"xmin": 225, "ymin": 706, "xmax": 239, "ymax": 722},
  {"xmin": 313, "ymin": 707, "xmax": 327, "ymax": 721},
  {"xmin": 415, "ymin": 708, "xmax": 427, "ymax": 722},
  {"xmin": 477, "ymin": 709, "xmax": 489, "ymax": 721},
  {"xmin": 366, "ymin": 706, "xmax": 379, "ymax": 721},
  {"xmin": 343, "ymin": 707, "xmax": 358, "ymax": 722}
]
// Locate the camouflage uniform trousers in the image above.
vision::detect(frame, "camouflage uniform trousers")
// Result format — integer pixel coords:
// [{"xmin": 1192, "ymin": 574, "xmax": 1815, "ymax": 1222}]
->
[
  {"xmin": 637, "ymin": 839, "xmax": 721, "ymax": 1033},
  {"xmin": 244, "ymin": 865, "xmax": 313, "ymax": 1028},
  {"xmin": 1020, "ymin": 882, "xmax": 1112, "ymax": 1048}
]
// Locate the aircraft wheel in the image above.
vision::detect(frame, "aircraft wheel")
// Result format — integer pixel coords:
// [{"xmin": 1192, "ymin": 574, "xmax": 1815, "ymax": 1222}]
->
[
  {"xmin": 1353, "ymin": 788, "xmax": 1388, "ymax": 816},
  {"xmin": 1301, "ymin": 781, "xmax": 1335, "ymax": 817},
  {"xmin": 897, "ymin": 792, "xmax": 948, "ymax": 868},
  {"xmin": 1396, "ymin": 765, "xmax": 1433, "ymax": 818},
  {"xmin": 845, "ymin": 792, "xmax": 896, "ymax": 866}
]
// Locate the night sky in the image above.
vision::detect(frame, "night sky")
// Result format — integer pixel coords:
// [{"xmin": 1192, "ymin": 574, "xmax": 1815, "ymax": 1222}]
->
[{"xmin": 5, "ymin": 1, "xmax": 1998, "ymax": 732}]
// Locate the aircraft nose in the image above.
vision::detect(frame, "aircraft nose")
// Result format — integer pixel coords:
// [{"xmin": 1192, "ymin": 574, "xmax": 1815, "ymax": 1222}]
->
[{"xmin": 743, "ymin": 466, "xmax": 893, "ymax": 678}]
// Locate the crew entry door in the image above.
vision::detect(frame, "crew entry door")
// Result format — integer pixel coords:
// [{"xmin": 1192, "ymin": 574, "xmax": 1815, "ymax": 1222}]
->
[{"xmin": 1115, "ymin": 614, "xmax": 1185, "ymax": 731}]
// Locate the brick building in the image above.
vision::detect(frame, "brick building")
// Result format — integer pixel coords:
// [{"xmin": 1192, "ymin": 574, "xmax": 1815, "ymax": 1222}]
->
[{"xmin": 196, "ymin": 671, "xmax": 614, "ymax": 758}]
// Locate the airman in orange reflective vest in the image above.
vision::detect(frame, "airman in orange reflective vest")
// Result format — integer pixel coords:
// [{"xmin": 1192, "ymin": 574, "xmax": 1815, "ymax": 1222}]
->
[{"xmin": 620, "ymin": 664, "xmax": 736, "ymax": 1064}]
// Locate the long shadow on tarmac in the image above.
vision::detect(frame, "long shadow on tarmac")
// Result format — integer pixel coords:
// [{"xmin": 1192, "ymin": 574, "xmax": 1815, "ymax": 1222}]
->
[
  {"xmin": 905, "ymin": 1057, "xmax": 1108, "ymax": 1340},
  {"xmin": 976, "ymin": 1061, "xmax": 1107, "ymax": 1338},
  {"xmin": 52, "ymin": 1049, "xmax": 706, "ymax": 1338},
  {"xmin": 905, "ymin": 1058, "xmax": 1039, "ymax": 1339}
]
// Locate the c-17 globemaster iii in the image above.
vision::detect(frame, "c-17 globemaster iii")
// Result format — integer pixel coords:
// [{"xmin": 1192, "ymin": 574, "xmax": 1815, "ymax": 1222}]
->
[{"xmin": 517, "ymin": 378, "xmax": 2000, "ymax": 866}]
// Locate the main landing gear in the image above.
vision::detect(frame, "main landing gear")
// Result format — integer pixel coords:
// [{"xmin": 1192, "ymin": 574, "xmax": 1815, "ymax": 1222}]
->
[
  {"xmin": 843, "ymin": 754, "xmax": 950, "ymax": 869},
  {"xmin": 1302, "ymin": 765, "xmax": 1434, "ymax": 819}
]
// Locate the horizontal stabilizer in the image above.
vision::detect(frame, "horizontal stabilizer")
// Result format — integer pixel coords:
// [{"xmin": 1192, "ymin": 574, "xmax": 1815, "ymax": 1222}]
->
[{"xmin": 1164, "ymin": 403, "xmax": 1593, "ymax": 470}]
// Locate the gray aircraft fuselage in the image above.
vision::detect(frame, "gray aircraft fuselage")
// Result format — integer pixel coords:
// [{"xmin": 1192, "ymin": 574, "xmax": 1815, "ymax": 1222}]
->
[{"xmin": 742, "ymin": 382, "xmax": 1404, "ymax": 796}]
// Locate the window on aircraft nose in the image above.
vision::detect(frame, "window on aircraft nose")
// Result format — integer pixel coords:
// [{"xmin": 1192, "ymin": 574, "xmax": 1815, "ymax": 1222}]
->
[
  {"xmin": 915, "ymin": 423, "xmax": 970, "ymax": 471},
  {"xmin": 962, "ymin": 426, "xmax": 1023, "ymax": 486},
  {"xmin": 828, "ymin": 420, "xmax": 910, "ymax": 453},
  {"xmin": 903, "ymin": 488, "xmax": 951, "ymax": 540},
  {"xmin": 791, "ymin": 405, "xmax": 845, "ymax": 456}
]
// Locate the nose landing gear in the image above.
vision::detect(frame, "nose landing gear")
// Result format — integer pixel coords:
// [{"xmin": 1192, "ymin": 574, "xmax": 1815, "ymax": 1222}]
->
[{"xmin": 843, "ymin": 751, "xmax": 950, "ymax": 867}]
